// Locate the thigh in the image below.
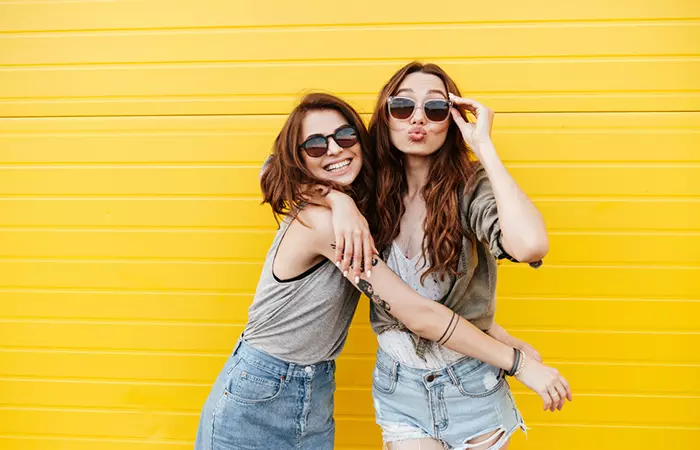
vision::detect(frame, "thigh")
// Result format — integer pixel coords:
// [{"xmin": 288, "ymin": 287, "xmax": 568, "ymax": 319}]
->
[
  {"xmin": 303, "ymin": 369, "xmax": 336, "ymax": 450},
  {"xmin": 387, "ymin": 438, "xmax": 445, "ymax": 449},
  {"xmin": 464, "ymin": 428, "xmax": 510, "ymax": 450}
]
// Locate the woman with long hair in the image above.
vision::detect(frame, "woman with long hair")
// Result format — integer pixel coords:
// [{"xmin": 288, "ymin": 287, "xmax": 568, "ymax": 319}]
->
[
  {"xmin": 194, "ymin": 91, "xmax": 570, "ymax": 450},
  {"xmin": 363, "ymin": 61, "xmax": 570, "ymax": 449}
]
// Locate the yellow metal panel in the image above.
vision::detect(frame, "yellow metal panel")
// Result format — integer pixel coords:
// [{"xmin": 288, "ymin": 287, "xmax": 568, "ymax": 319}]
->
[
  {"xmin": 0, "ymin": 260, "xmax": 697, "ymax": 297},
  {"xmin": 2, "ymin": 59, "xmax": 698, "ymax": 116},
  {"xmin": 1, "ymin": 1, "xmax": 698, "ymax": 449},
  {"xmin": 2, "ymin": 319, "xmax": 698, "ymax": 363},
  {"xmin": 1, "ymin": 230, "xmax": 698, "ymax": 264},
  {"xmin": 0, "ymin": 198, "xmax": 698, "ymax": 231},
  {"xmin": 1, "ymin": 113, "xmax": 698, "ymax": 163},
  {"xmin": 3, "ymin": 22, "xmax": 699, "ymax": 66},
  {"xmin": 0, "ymin": 165, "xmax": 696, "ymax": 196},
  {"xmin": 2, "ymin": 0, "xmax": 698, "ymax": 32}
]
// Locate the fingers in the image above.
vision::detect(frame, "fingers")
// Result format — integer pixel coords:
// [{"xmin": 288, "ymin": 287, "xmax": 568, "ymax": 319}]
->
[
  {"xmin": 341, "ymin": 232, "xmax": 353, "ymax": 277},
  {"xmin": 352, "ymin": 230, "xmax": 363, "ymax": 282},
  {"xmin": 334, "ymin": 232, "xmax": 343, "ymax": 267},
  {"xmin": 448, "ymin": 94, "xmax": 484, "ymax": 114},
  {"xmin": 560, "ymin": 374, "xmax": 573, "ymax": 401},
  {"xmin": 363, "ymin": 233, "xmax": 373, "ymax": 278},
  {"xmin": 539, "ymin": 389, "xmax": 553, "ymax": 412},
  {"xmin": 553, "ymin": 381, "xmax": 568, "ymax": 411},
  {"xmin": 547, "ymin": 387, "xmax": 558, "ymax": 412},
  {"xmin": 450, "ymin": 108, "xmax": 474, "ymax": 134},
  {"xmin": 450, "ymin": 107, "xmax": 467, "ymax": 124}
]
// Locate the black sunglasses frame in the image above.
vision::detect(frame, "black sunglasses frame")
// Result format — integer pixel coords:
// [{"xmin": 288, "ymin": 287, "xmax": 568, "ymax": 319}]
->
[{"xmin": 298, "ymin": 125, "xmax": 359, "ymax": 158}]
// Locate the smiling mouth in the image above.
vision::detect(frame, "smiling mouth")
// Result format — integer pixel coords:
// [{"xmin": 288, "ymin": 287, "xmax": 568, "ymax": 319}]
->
[{"xmin": 324, "ymin": 159, "xmax": 351, "ymax": 173}]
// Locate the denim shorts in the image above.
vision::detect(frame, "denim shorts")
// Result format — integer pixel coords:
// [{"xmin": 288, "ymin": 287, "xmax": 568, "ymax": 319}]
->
[
  {"xmin": 372, "ymin": 348, "xmax": 526, "ymax": 449},
  {"xmin": 195, "ymin": 339, "xmax": 336, "ymax": 450}
]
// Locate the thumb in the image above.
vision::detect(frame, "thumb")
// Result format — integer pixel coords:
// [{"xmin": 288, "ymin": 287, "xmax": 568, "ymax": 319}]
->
[{"xmin": 450, "ymin": 107, "xmax": 467, "ymax": 125}]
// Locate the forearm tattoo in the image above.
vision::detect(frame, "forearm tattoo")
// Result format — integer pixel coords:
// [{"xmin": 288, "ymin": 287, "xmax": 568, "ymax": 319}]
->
[{"xmin": 357, "ymin": 279, "xmax": 391, "ymax": 312}]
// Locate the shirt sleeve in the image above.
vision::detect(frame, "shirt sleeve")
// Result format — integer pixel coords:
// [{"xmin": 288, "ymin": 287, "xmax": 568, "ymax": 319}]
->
[{"xmin": 462, "ymin": 165, "xmax": 543, "ymax": 268}]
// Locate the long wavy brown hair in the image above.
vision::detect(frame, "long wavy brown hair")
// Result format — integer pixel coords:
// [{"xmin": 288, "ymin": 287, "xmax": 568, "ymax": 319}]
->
[
  {"xmin": 261, "ymin": 92, "xmax": 375, "ymax": 224},
  {"xmin": 369, "ymin": 62, "xmax": 479, "ymax": 281}
]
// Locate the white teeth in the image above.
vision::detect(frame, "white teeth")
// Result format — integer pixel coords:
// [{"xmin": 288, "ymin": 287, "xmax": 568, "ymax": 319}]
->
[{"xmin": 325, "ymin": 159, "xmax": 351, "ymax": 172}]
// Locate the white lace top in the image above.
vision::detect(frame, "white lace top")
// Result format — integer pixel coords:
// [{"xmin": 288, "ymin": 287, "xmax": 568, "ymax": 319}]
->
[{"xmin": 377, "ymin": 242, "xmax": 464, "ymax": 369}]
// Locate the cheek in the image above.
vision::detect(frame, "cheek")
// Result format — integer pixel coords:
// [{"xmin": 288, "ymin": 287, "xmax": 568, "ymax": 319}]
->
[
  {"xmin": 302, "ymin": 154, "xmax": 324, "ymax": 175},
  {"xmin": 429, "ymin": 123, "xmax": 450, "ymax": 143},
  {"xmin": 388, "ymin": 123, "xmax": 405, "ymax": 148}
]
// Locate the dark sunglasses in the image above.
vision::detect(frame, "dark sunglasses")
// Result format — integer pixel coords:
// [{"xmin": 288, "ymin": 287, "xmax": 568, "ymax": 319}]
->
[
  {"xmin": 298, "ymin": 125, "xmax": 359, "ymax": 158},
  {"xmin": 387, "ymin": 96, "xmax": 452, "ymax": 122}
]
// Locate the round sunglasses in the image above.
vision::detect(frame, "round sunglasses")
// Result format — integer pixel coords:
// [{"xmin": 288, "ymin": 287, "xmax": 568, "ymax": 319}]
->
[
  {"xmin": 298, "ymin": 125, "xmax": 359, "ymax": 158},
  {"xmin": 387, "ymin": 96, "xmax": 452, "ymax": 122}
]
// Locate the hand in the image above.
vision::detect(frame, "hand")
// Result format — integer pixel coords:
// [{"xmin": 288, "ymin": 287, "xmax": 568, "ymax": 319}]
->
[
  {"xmin": 516, "ymin": 356, "xmax": 573, "ymax": 412},
  {"xmin": 448, "ymin": 94, "xmax": 494, "ymax": 158},
  {"xmin": 327, "ymin": 191, "xmax": 378, "ymax": 282},
  {"xmin": 513, "ymin": 339, "xmax": 543, "ymax": 363}
]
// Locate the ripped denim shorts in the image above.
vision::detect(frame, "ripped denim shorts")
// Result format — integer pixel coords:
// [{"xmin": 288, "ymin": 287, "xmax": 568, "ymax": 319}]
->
[{"xmin": 372, "ymin": 347, "xmax": 526, "ymax": 449}]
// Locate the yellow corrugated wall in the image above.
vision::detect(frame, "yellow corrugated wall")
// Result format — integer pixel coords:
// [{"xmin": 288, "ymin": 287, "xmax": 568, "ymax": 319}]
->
[{"xmin": 0, "ymin": 1, "xmax": 698, "ymax": 448}]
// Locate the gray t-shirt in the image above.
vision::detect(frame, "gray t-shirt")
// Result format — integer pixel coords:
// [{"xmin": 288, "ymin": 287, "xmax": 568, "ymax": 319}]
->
[{"xmin": 243, "ymin": 215, "xmax": 360, "ymax": 365}]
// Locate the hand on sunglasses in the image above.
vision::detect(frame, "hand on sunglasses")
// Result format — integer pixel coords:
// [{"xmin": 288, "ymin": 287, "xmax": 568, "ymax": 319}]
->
[{"xmin": 448, "ymin": 94, "xmax": 495, "ymax": 157}]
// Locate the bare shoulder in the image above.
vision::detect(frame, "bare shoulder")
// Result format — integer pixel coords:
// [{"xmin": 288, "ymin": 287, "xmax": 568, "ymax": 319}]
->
[{"xmin": 295, "ymin": 205, "xmax": 335, "ymax": 243}]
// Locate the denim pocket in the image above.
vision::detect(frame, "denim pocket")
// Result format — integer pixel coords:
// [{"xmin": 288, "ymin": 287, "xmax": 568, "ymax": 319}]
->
[
  {"xmin": 372, "ymin": 359, "xmax": 398, "ymax": 395},
  {"xmin": 226, "ymin": 358, "xmax": 285, "ymax": 405},
  {"xmin": 455, "ymin": 361, "xmax": 505, "ymax": 398}
]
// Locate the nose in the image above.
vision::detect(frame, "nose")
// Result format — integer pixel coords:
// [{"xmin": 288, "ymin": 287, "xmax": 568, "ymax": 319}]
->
[
  {"xmin": 410, "ymin": 105, "xmax": 426, "ymax": 125},
  {"xmin": 326, "ymin": 138, "xmax": 342, "ymax": 156}
]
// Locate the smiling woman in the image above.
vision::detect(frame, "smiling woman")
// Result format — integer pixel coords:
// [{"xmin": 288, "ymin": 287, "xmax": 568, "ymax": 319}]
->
[{"xmin": 1, "ymin": 1, "xmax": 698, "ymax": 450}]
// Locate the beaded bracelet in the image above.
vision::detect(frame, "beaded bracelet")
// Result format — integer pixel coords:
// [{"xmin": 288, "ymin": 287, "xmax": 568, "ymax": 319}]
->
[{"xmin": 514, "ymin": 351, "xmax": 526, "ymax": 378}]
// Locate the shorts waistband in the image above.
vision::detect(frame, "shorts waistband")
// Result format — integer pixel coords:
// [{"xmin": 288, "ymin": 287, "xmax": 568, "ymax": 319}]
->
[
  {"xmin": 375, "ymin": 345, "xmax": 494, "ymax": 385},
  {"xmin": 234, "ymin": 339, "xmax": 334, "ymax": 380}
]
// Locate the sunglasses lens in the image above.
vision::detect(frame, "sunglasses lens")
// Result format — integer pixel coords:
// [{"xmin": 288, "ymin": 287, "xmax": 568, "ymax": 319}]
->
[
  {"xmin": 302, "ymin": 136, "xmax": 328, "ymax": 157},
  {"xmin": 334, "ymin": 126, "xmax": 358, "ymax": 148},
  {"xmin": 388, "ymin": 97, "xmax": 415, "ymax": 120},
  {"xmin": 424, "ymin": 100, "xmax": 451, "ymax": 122}
]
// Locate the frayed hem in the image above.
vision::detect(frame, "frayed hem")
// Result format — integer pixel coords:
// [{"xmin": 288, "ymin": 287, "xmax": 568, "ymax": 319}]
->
[
  {"xmin": 378, "ymin": 421, "xmax": 435, "ymax": 448},
  {"xmin": 382, "ymin": 437, "xmax": 449, "ymax": 450},
  {"xmin": 456, "ymin": 421, "xmax": 527, "ymax": 450}
]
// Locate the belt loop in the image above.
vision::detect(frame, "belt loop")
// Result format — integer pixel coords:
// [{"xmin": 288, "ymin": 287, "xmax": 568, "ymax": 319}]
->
[
  {"xmin": 446, "ymin": 364, "xmax": 459, "ymax": 386},
  {"xmin": 232, "ymin": 339, "xmax": 243, "ymax": 356},
  {"xmin": 284, "ymin": 363, "xmax": 295, "ymax": 383}
]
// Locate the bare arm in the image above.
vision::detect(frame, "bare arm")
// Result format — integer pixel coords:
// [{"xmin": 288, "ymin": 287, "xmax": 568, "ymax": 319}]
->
[
  {"xmin": 449, "ymin": 95, "xmax": 548, "ymax": 262},
  {"xmin": 488, "ymin": 322, "xmax": 542, "ymax": 362},
  {"xmin": 304, "ymin": 206, "xmax": 572, "ymax": 411},
  {"xmin": 478, "ymin": 141, "xmax": 548, "ymax": 262}
]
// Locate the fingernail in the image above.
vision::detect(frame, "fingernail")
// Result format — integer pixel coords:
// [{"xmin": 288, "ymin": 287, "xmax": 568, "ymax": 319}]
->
[
  {"xmin": 343, "ymin": 271, "xmax": 348, "ymax": 277},
  {"xmin": 367, "ymin": 270, "xmax": 372, "ymax": 278},
  {"xmin": 336, "ymin": 261, "xmax": 340, "ymax": 268},
  {"xmin": 354, "ymin": 276, "xmax": 359, "ymax": 284}
]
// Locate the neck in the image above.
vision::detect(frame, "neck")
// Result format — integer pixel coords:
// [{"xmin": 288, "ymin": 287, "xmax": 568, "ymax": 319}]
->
[{"xmin": 404, "ymin": 154, "xmax": 430, "ymax": 200}]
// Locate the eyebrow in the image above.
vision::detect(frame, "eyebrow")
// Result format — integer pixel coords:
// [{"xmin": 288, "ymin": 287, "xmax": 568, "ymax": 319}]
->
[{"xmin": 395, "ymin": 88, "xmax": 447, "ymax": 98}]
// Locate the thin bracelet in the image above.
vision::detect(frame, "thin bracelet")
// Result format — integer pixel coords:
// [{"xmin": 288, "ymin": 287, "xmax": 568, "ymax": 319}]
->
[
  {"xmin": 440, "ymin": 316, "xmax": 459, "ymax": 345},
  {"xmin": 436, "ymin": 311, "xmax": 457, "ymax": 345},
  {"xmin": 506, "ymin": 347, "xmax": 520, "ymax": 377},
  {"xmin": 514, "ymin": 351, "xmax": 526, "ymax": 378}
]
